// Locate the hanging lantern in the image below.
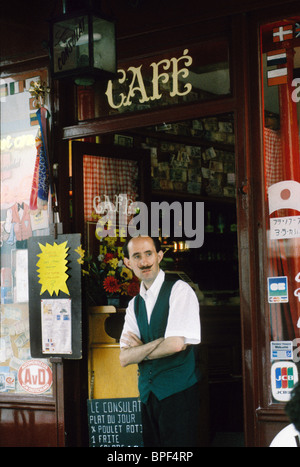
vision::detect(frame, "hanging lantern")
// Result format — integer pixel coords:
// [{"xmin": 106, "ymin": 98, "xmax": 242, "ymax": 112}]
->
[{"xmin": 49, "ymin": 9, "xmax": 116, "ymax": 86}]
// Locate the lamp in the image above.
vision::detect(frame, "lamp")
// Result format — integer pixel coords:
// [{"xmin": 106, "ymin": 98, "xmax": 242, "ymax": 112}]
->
[{"xmin": 49, "ymin": 7, "xmax": 116, "ymax": 86}]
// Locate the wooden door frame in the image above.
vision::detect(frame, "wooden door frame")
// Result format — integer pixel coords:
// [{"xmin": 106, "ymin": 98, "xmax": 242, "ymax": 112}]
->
[
  {"xmin": 246, "ymin": 2, "xmax": 300, "ymax": 447},
  {"xmin": 57, "ymin": 25, "xmax": 248, "ymax": 446}
]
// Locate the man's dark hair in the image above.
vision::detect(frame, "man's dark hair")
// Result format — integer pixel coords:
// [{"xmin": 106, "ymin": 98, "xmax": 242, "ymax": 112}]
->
[
  {"xmin": 122, "ymin": 236, "xmax": 162, "ymax": 259},
  {"xmin": 285, "ymin": 382, "xmax": 300, "ymax": 432}
]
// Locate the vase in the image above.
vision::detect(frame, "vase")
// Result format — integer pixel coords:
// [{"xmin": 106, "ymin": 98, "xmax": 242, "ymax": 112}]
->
[{"xmin": 107, "ymin": 296, "xmax": 120, "ymax": 307}]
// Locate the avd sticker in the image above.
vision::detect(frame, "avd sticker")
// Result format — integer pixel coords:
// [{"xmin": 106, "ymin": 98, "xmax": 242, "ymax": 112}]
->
[{"xmin": 18, "ymin": 360, "xmax": 52, "ymax": 394}]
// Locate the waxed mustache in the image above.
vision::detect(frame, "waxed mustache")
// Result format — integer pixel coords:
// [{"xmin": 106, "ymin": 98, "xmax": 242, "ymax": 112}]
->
[{"xmin": 139, "ymin": 265, "xmax": 153, "ymax": 271}]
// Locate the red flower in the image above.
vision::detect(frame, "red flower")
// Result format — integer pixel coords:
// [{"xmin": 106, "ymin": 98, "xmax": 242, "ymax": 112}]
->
[
  {"xmin": 103, "ymin": 276, "xmax": 120, "ymax": 293},
  {"xmin": 104, "ymin": 253, "xmax": 114, "ymax": 263}
]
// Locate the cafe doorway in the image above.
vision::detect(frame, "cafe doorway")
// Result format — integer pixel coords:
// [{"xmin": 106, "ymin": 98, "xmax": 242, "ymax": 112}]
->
[
  {"xmin": 69, "ymin": 112, "xmax": 244, "ymax": 446},
  {"xmin": 115, "ymin": 114, "xmax": 243, "ymax": 446}
]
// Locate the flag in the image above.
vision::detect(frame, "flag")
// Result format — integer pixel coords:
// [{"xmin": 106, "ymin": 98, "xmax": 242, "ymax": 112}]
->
[
  {"xmin": 0, "ymin": 83, "xmax": 8, "ymax": 99},
  {"xmin": 37, "ymin": 140, "xmax": 49, "ymax": 207},
  {"xmin": 30, "ymin": 112, "xmax": 39, "ymax": 126},
  {"xmin": 267, "ymin": 68, "xmax": 288, "ymax": 86},
  {"xmin": 268, "ymin": 180, "xmax": 300, "ymax": 214},
  {"xmin": 9, "ymin": 80, "xmax": 24, "ymax": 95},
  {"xmin": 29, "ymin": 107, "xmax": 50, "ymax": 212},
  {"xmin": 36, "ymin": 107, "xmax": 50, "ymax": 209},
  {"xmin": 267, "ymin": 49, "xmax": 287, "ymax": 67},
  {"xmin": 29, "ymin": 134, "xmax": 41, "ymax": 212},
  {"xmin": 273, "ymin": 25, "xmax": 293, "ymax": 42},
  {"xmin": 295, "ymin": 23, "xmax": 300, "ymax": 38}
]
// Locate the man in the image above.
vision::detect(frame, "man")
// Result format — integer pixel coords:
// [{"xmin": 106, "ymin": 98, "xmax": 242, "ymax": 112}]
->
[
  {"xmin": 270, "ymin": 382, "xmax": 300, "ymax": 447},
  {"xmin": 119, "ymin": 235, "xmax": 201, "ymax": 447}
]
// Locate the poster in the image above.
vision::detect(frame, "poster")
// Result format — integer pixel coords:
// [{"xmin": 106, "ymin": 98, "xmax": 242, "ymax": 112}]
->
[
  {"xmin": 37, "ymin": 241, "xmax": 70, "ymax": 296},
  {"xmin": 28, "ymin": 234, "xmax": 82, "ymax": 359},
  {"xmin": 41, "ymin": 298, "xmax": 72, "ymax": 354}
]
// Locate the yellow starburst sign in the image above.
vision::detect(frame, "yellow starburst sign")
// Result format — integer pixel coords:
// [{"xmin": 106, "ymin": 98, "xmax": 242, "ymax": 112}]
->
[{"xmin": 37, "ymin": 241, "xmax": 70, "ymax": 296}]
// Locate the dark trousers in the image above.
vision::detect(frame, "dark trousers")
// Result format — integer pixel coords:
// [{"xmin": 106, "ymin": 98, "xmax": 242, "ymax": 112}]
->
[{"xmin": 141, "ymin": 383, "xmax": 201, "ymax": 447}]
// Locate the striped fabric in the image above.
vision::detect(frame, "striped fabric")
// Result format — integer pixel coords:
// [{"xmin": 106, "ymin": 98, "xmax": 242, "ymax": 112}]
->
[
  {"xmin": 83, "ymin": 155, "xmax": 138, "ymax": 222},
  {"xmin": 264, "ymin": 127, "xmax": 283, "ymax": 189}
]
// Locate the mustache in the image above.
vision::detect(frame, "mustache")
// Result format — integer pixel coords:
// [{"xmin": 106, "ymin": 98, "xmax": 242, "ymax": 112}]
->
[{"xmin": 139, "ymin": 265, "xmax": 153, "ymax": 271}]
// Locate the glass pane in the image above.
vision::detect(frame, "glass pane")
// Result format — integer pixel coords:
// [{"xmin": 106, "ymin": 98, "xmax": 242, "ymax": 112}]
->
[
  {"xmin": 93, "ymin": 17, "xmax": 116, "ymax": 73},
  {"xmin": 114, "ymin": 114, "xmax": 238, "ymax": 297},
  {"xmin": 146, "ymin": 114, "xmax": 235, "ymax": 198},
  {"xmin": 261, "ymin": 19, "xmax": 300, "ymax": 403},
  {"xmin": 0, "ymin": 71, "xmax": 53, "ymax": 396},
  {"xmin": 53, "ymin": 15, "xmax": 89, "ymax": 73},
  {"xmin": 82, "ymin": 155, "xmax": 140, "ymax": 306},
  {"xmin": 92, "ymin": 40, "xmax": 230, "ymax": 118}
]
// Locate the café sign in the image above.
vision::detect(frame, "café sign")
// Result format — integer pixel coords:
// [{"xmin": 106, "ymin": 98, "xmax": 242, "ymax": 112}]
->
[{"xmin": 105, "ymin": 49, "xmax": 193, "ymax": 109}]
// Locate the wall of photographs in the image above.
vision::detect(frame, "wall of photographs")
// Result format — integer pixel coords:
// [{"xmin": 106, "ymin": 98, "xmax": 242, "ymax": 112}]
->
[{"xmin": 114, "ymin": 114, "xmax": 235, "ymax": 200}]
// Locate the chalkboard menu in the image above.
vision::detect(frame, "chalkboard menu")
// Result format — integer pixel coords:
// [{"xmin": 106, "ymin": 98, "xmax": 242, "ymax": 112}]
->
[{"xmin": 87, "ymin": 398, "xmax": 143, "ymax": 447}]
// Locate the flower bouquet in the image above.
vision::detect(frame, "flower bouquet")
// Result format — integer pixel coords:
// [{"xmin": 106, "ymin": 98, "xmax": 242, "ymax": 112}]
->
[{"xmin": 76, "ymin": 237, "xmax": 140, "ymax": 307}]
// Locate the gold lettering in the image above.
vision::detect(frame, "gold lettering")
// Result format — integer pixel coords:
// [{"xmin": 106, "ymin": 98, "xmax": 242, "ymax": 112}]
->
[
  {"xmin": 118, "ymin": 227, "xmax": 126, "ymax": 240},
  {"xmin": 105, "ymin": 69, "xmax": 127, "ymax": 109},
  {"xmin": 105, "ymin": 50, "xmax": 193, "ymax": 109},
  {"xmin": 150, "ymin": 58, "xmax": 170, "ymax": 101},
  {"xmin": 170, "ymin": 49, "xmax": 193, "ymax": 97},
  {"xmin": 99, "ymin": 245, "xmax": 107, "ymax": 256},
  {"xmin": 125, "ymin": 66, "xmax": 149, "ymax": 106}
]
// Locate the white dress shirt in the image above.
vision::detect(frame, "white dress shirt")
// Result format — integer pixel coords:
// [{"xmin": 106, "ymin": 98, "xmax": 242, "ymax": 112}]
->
[
  {"xmin": 269, "ymin": 424, "xmax": 300, "ymax": 447},
  {"xmin": 120, "ymin": 269, "xmax": 201, "ymax": 348}
]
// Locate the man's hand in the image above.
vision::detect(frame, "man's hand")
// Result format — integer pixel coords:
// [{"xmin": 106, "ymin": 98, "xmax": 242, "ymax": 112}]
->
[
  {"xmin": 120, "ymin": 331, "xmax": 143, "ymax": 348},
  {"xmin": 119, "ymin": 334, "xmax": 163, "ymax": 367},
  {"xmin": 119, "ymin": 333, "xmax": 187, "ymax": 368}
]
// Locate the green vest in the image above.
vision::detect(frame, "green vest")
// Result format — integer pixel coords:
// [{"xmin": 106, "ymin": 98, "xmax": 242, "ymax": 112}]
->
[{"xmin": 134, "ymin": 277, "xmax": 200, "ymax": 403}]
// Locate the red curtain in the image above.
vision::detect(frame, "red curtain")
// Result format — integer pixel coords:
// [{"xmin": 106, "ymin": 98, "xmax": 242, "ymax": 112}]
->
[
  {"xmin": 265, "ymin": 47, "xmax": 300, "ymax": 341},
  {"xmin": 83, "ymin": 155, "xmax": 139, "ymax": 222}
]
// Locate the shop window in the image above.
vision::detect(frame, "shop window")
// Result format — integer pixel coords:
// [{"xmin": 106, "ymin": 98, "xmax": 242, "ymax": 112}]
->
[
  {"xmin": 83, "ymin": 154, "xmax": 140, "ymax": 305},
  {"xmin": 69, "ymin": 141, "xmax": 150, "ymax": 307},
  {"xmin": 77, "ymin": 39, "xmax": 231, "ymax": 120},
  {"xmin": 113, "ymin": 113, "xmax": 238, "ymax": 296},
  {"xmin": 73, "ymin": 113, "xmax": 237, "ymax": 310},
  {"xmin": 261, "ymin": 19, "xmax": 300, "ymax": 403},
  {"xmin": 0, "ymin": 70, "xmax": 53, "ymax": 396}
]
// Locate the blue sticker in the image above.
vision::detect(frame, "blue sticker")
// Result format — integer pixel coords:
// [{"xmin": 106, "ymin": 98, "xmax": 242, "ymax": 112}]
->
[{"xmin": 268, "ymin": 276, "xmax": 288, "ymax": 303}]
